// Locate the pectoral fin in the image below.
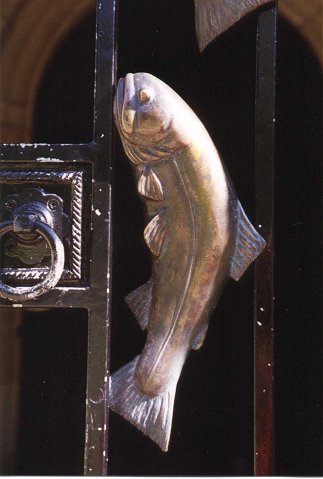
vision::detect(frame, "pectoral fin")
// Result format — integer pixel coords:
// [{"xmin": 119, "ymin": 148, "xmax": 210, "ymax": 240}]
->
[
  {"xmin": 144, "ymin": 210, "xmax": 168, "ymax": 257},
  {"xmin": 125, "ymin": 279, "xmax": 154, "ymax": 330},
  {"xmin": 138, "ymin": 166, "xmax": 164, "ymax": 201},
  {"xmin": 230, "ymin": 202, "xmax": 266, "ymax": 281}
]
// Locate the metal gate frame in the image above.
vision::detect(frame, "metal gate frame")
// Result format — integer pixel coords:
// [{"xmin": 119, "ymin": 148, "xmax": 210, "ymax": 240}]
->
[{"xmin": 0, "ymin": 0, "xmax": 116, "ymax": 474}]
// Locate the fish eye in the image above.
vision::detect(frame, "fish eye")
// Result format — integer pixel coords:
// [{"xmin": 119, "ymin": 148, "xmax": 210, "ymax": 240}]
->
[{"xmin": 138, "ymin": 88, "xmax": 154, "ymax": 103}]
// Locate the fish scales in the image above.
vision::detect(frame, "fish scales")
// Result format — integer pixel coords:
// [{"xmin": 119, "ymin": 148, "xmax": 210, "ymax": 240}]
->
[{"xmin": 110, "ymin": 72, "xmax": 265, "ymax": 451}]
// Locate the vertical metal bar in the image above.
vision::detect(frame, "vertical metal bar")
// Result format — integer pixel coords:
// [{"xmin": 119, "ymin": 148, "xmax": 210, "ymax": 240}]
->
[
  {"xmin": 93, "ymin": 0, "xmax": 117, "ymax": 146},
  {"xmin": 84, "ymin": 0, "xmax": 116, "ymax": 474},
  {"xmin": 254, "ymin": 5, "xmax": 276, "ymax": 476}
]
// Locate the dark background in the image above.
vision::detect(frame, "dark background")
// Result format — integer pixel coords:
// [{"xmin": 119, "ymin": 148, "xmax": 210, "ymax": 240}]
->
[{"xmin": 14, "ymin": 0, "xmax": 321, "ymax": 475}]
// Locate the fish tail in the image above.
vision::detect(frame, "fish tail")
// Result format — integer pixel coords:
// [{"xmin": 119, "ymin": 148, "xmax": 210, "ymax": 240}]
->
[{"xmin": 109, "ymin": 356, "xmax": 176, "ymax": 452}]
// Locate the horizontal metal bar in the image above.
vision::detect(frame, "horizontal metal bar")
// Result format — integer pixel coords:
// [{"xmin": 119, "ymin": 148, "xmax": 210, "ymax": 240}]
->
[
  {"xmin": 0, "ymin": 141, "xmax": 103, "ymax": 162},
  {"xmin": 0, "ymin": 287, "xmax": 103, "ymax": 309}
]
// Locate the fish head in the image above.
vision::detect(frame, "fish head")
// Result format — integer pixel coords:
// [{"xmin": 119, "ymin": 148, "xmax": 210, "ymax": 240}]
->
[
  {"xmin": 114, "ymin": 72, "xmax": 184, "ymax": 164},
  {"xmin": 114, "ymin": 72, "xmax": 172, "ymax": 140}
]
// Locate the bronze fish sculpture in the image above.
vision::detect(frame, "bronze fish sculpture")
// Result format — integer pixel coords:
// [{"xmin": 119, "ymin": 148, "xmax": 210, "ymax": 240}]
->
[{"xmin": 110, "ymin": 72, "xmax": 266, "ymax": 451}]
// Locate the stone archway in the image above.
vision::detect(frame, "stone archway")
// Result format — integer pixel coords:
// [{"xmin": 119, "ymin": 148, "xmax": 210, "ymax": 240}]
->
[{"xmin": 0, "ymin": 0, "xmax": 95, "ymax": 143}]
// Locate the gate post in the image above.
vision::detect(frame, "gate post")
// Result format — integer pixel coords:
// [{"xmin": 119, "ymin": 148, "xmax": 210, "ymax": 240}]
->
[{"xmin": 254, "ymin": 5, "xmax": 277, "ymax": 475}]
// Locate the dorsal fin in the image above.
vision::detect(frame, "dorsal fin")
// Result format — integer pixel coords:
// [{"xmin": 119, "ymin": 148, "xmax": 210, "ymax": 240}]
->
[
  {"xmin": 138, "ymin": 167, "xmax": 164, "ymax": 201},
  {"xmin": 230, "ymin": 202, "xmax": 266, "ymax": 281},
  {"xmin": 125, "ymin": 279, "xmax": 154, "ymax": 330},
  {"xmin": 144, "ymin": 210, "xmax": 168, "ymax": 257}
]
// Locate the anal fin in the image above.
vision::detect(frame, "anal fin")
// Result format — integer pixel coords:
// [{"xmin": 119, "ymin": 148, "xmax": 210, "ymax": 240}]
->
[
  {"xmin": 230, "ymin": 202, "xmax": 266, "ymax": 281},
  {"xmin": 109, "ymin": 356, "xmax": 176, "ymax": 452},
  {"xmin": 125, "ymin": 279, "xmax": 154, "ymax": 330}
]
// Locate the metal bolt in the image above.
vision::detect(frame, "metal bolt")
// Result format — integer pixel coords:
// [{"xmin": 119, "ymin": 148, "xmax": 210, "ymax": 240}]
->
[
  {"xmin": 47, "ymin": 199, "xmax": 60, "ymax": 210},
  {"xmin": 4, "ymin": 199, "xmax": 17, "ymax": 211}
]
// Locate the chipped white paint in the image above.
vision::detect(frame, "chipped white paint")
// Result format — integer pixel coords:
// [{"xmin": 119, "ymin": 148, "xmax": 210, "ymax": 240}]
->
[
  {"xmin": 95, "ymin": 209, "xmax": 102, "ymax": 216},
  {"xmin": 257, "ymin": 321, "xmax": 262, "ymax": 326},
  {"xmin": 36, "ymin": 157, "xmax": 63, "ymax": 162}
]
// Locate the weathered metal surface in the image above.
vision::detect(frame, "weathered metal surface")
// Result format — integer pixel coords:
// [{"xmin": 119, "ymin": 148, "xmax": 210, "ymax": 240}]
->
[
  {"xmin": 0, "ymin": 219, "xmax": 64, "ymax": 301},
  {"xmin": 0, "ymin": 187, "xmax": 66, "ymax": 300},
  {"xmin": 110, "ymin": 72, "xmax": 266, "ymax": 451},
  {"xmin": 194, "ymin": 0, "xmax": 272, "ymax": 51},
  {"xmin": 0, "ymin": 169, "xmax": 84, "ymax": 281},
  {"xmin": 0, "ymin": 187, "xmax": 65, "ymax": 265}
]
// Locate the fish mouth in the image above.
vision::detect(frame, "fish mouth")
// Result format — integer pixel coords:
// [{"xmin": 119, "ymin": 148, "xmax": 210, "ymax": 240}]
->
[
  {"xmin": 114, "ymin": 73, "xmax": 136, "ymax": 137},
  {"xmin": 114, "ymin": 72, "xmax": 173, "ymax": 147}
]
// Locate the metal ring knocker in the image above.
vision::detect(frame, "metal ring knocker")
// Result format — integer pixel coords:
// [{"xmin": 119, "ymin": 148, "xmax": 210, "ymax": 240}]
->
[{"xmin": 0, "ymin": 220, "xmax": 65, "ymax": 302}]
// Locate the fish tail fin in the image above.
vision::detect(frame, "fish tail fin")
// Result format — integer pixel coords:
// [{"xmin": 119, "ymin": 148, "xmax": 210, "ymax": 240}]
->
[{"xmin": 109, "ymin": 356, "xmax": 176, "ymax": 452}]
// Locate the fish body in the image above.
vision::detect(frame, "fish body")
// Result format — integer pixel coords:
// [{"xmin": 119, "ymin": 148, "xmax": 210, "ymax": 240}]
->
[{"xmin": 110, "ymin": 72, "xmax": 265, "ymax": 451}]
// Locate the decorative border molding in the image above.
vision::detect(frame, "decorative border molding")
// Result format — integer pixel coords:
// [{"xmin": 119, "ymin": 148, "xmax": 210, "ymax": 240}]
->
[{"xmin": 0, "ymin": 170, "xmax": 84, "ymax": 282}]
